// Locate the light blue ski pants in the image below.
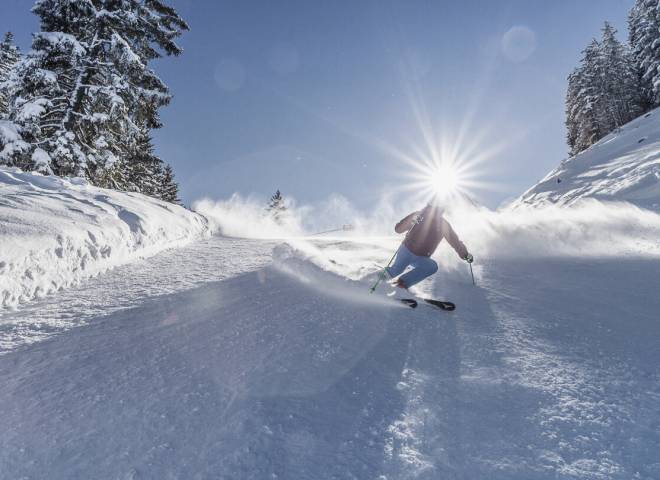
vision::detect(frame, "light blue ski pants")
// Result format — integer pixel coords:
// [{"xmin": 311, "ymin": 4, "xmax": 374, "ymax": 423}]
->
[{"xmin": 385, "ymin": 244, "xmax": 438, "ymax": 288}]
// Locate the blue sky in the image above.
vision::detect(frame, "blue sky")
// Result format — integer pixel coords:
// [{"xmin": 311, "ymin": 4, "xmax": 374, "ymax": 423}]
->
[{"xmin": 3, "ymin": 0, "xmax": 633, "ymax": 208}]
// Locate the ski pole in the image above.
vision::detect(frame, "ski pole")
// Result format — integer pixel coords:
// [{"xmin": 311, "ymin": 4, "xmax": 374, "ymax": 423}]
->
[
  {"xmin": 468, "ymin": 261, "xmax": 475, "ymax": 286},
  {"xmin": 369, "ymin": 248, "xmax": 398, "ymax": 293},
  {"xmin": 311, "ymin": 224, "xmax": 354, "ymax": 236}
]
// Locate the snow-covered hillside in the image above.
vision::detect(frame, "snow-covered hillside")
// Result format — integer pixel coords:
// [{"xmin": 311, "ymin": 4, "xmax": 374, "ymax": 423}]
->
[
  {"xmin": 0, "ymin": 167, "xmax": 209, "ymax": 308},
  {"xmin": 515, "ymin": 108, "xmax": 660, "ymax": 210}
]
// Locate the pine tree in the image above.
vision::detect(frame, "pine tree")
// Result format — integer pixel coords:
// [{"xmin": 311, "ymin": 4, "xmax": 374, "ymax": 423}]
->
[
  {"xmin": 267, "ymin": 190, "xmax": 287, "ymax": 223},
  {"xmin": 4, "ymin": 31, "xmax": 88, "ymax": 174},
  {"xmin": 565, "ymin": 70, "xmax": 581, "ymax": 153},
  {"xmin": 160, "ymin": 164, "xmax": 179, "ymax": 204},
  {"xmin": 2, "ymin": 0, "xmax": 188, "ymax": 188},
  {"xmin": 566, "ymin": 40, "xmax": 603, "ymax": 155},
  {"xmin": 598, "ymin": 23, "xmax": 644, "ymax": 130},
  {"xmin": 629, "ymin": 0, "xmax": 660, "ymax": 108},
  {"xmin": 565, "ymin": 24, "xmax": 644, "ymax": 155},
  {"xmin": 120, "ymin": 133, "xmax": 163, "ymax": 195},
  {"xmin": 0, "ymin": 32, "xmax": 20, "ymax": 119}
]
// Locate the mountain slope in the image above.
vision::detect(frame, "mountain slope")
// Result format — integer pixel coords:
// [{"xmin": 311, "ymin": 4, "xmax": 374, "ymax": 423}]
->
[{"xmin": 514, "ymin": 109, "xmax": 660, "ymax": 210}]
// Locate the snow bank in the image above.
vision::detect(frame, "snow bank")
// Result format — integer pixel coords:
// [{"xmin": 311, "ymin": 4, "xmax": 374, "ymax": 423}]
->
[
  {"xmin": 515, "ymin": 107, "xmax": 660, "ymax": 210},
  {"xmin": 0, "ymin": 167, "xmax": 209, "ymax": 308}
]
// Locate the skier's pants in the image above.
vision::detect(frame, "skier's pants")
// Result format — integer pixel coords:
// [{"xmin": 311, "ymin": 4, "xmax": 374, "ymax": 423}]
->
[{"xmin": 386, "ymin": 244, "xmax": 438, "ymax": 288}]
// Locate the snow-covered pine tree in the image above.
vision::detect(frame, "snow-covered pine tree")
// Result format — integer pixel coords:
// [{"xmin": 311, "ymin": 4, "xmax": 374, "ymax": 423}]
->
[
  {"xmin": 565, "ymin": 24, "xmax": 644, "ymax": 155},
  {"xmin": 566, "ymin": 40, "xmax": 603, "ymax": 155},
  {"xmin": 160, "ymin": 164, "xmax": 179, "ymax": 204},
  {"xmin": 565, "ymin": 70, "xmax": 581, "ymax": 153},
  {"xmin": 598, "ymin": 23, "xmax": 644, "ymax": 130},
  {"xmin": 629, "ymin": 0, "xmax": 660, "ymax": 108},
  {"xmin": 112, "ymin": 133, "xmax": 162, "ymax": 195},
  {"xmin": 2, "ymin": 31, "xmax": 87, "ymax": 174},
  {"xmin": 0, "ymin": 32, "xmax": 21, "ymax": 119},
  {"xmin": 2, "ymin": 0, "xmax": 188, "ymax": 189},
  {"xmin": 267, "ymin": 190, "xmax": 287, "ymax": 223}
]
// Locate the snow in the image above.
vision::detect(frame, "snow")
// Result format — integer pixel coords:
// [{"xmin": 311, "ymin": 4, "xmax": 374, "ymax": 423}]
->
[
  {"xmin": 30, "ymin": 147, "xmax": 52, "ymax": 174},
  {"xmin": 0, "ymin": 120, "xmax": 21, "ymax": 143},
  {"xmin": 0, "ymin": 232, "xmax": 658, "ymax": 479},
  {"xmin": 0, "ymin": 121, "xmax": 30, "ymax": 165},
  {"xmin": 0, "ymin": 121, "xmax": 29, "ymax": 163},
  {"xmin": 514, "ymin": 108, "xmax": 660, "ymax": 211},
  {"xmin": 15, "ymin": 97, "xmax": 50, "ymax": 121},
  {"xmin": 0, "ymin": 167, "xmax": 209, "ymax": 308},
  {"xmin": 1, "ymin": 164, "xmax": 660, "ymax": 477},
  {"xmin": 36, "ymin": 31, "xmax": 86, "ymax": 56}
]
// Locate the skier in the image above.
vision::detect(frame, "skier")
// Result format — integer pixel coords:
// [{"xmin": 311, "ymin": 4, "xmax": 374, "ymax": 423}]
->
[{"xmin": 386, "ymin": 201, "xmax": 473, "ymax": 290}]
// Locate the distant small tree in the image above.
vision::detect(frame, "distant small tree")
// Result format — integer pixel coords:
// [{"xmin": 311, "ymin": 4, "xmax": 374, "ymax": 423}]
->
[
  {"xmin": 0, "ymin": 32, "xmax": 20, "ymax": 119},
  {"xmin": 267, "ymin": 190, "xmax": 287, "ymax": 223}
]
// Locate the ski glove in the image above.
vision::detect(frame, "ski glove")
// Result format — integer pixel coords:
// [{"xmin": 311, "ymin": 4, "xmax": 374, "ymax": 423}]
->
[
  {"xmin": 411, "ymin": 214, "xmax": 424, "ymax": 225},
  {"xmin": 464, "ymin": 253, "xmax": 474, "ymax": 263}
]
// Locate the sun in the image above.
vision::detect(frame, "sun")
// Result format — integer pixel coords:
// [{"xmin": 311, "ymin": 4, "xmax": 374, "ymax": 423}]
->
[
  {"xmin": 428, "ymin": 163, "xmax": 460, "ymax": 197},
  {"xmin": 403, "ymin": 149, "xmax": 471, "ymax": 204},
  {"xmin": 379, "ymin": 132, "xmax": 502, "ymax": 207}
]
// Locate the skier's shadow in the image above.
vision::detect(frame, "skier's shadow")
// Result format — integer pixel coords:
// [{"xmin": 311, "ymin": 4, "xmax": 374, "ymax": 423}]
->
[{"xmin": 387, "ymin": 269, "xmax": 550, "ymax": 479}]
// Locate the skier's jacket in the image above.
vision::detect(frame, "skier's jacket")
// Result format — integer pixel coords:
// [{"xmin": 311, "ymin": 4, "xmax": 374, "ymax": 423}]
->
[{"xmin": 395, "ymin": 207, "xmax": 468, "ymax": 259}]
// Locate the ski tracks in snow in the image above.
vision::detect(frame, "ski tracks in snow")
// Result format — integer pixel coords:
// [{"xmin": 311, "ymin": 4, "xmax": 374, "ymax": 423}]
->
[
  {"xmin": 476, "ymin": 259, "xmax": 660, "ymax": 479},
  {"xmin": 380, "ymin": 257, "xmax": 660, "ymax": 480}
]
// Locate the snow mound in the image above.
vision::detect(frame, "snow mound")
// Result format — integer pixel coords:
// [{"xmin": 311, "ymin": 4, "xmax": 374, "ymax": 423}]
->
[
  {"xmin": 0, "ymin": 167, "xmax": 210, "ymax": 308},
  {"xmin": 514, "ymin": 108, "xmax": 660, "ymax": 210}
]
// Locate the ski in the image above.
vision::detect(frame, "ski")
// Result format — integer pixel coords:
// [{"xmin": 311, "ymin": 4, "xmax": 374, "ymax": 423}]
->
[
  {"xmin": 421, "ymin": 298, "xmax": 456, "ymax": 311},
  {"xmin": 398, "ymin": 298, "xmax": 418, "ymax": 308}
]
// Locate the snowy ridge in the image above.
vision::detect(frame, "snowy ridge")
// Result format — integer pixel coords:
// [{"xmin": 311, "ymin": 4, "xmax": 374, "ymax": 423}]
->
[
  {"xmin": 514, "ymin": 108, "xmax": 660, "ymax": 210},
  {"xmin": 0, "ymin": 167, "xmax": 209, "ymax": 308}
]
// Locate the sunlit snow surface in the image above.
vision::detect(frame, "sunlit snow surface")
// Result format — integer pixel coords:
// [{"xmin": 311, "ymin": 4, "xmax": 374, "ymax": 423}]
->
[
  {"xmin": 0, "ymin": 236, "xmax": 274, "ymax": 353},
  {"xmin": 1, "ymin": 230, "xmax": 659, "ymax": 479}
]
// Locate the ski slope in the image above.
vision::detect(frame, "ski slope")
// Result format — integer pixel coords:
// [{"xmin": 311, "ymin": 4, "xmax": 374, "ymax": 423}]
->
[
  {"xmin": 1, "ymin": 224, "xmax": 659, "ymax": 479},
  {"xmin": 514, "ymin": 108, "xmax": 660, "ymax": 211}
]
